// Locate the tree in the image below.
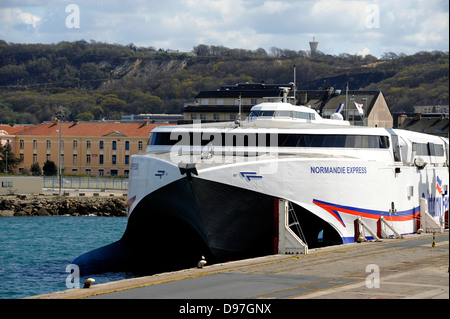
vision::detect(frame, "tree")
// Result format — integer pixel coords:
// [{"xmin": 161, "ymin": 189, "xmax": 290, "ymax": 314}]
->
[
  {"xmin": 76, "ymin": 112, "xmax": 94, "ymax": 121},
  {"xmin": 30, "ymin": 162, "xmax": 42, "ymax": 176},
  {"xmin": 0, "ymin": 143, "xmax": 20, "ymax": 173},
  {"xmin": 43, "ymin": 160, "xmax": 57, "ymax": 176}
]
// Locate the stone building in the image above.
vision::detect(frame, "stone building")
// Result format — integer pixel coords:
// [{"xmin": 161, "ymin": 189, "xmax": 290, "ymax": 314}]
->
[{"xmin": 13, "ymin": 121, "xmax": 171, "ymax": 176}]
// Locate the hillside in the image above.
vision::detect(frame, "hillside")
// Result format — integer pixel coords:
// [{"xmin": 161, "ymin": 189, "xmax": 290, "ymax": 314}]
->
[{"xmin": 0, "ymin": 40, "xmax": 448, "ymax": 124}]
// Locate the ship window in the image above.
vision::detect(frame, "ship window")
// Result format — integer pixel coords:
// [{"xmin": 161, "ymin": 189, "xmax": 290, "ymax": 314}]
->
[
  {"xmin": 434, "ymin": 144, "xmax": 444, "ymax": 156},
  {"xmin": 412, "ymin": 142, "xmax": 429, "ymax": 156},
  {"xmin": 391, "ymin": 135, "xmax": 401, "ymax": 161},
  {"xmin": 413, "ymin": 142, "xmax": 445, "ymax": 156},
  {"xmin": 275, "ymin": 111, "xmax": 292, "ymax": 117},
  {"xmin": 259, "ymin": 110, "xmax": 275, "ymax": 117},
  {"xmin": 149, "ymin": 132, "xmax": 390, "ymax": 149},
  {"xmin": 429, "ymin": 143, "xmax": 444, "ymax": 156},
  {"xmin": 249, "ymin": 110, "xmax": 260, "ymax": 117}
]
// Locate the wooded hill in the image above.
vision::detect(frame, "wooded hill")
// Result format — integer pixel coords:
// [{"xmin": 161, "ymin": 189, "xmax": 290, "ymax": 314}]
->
[{"xmin": 0, "ymin": 40, "xmax": 448, "ymax": 124}]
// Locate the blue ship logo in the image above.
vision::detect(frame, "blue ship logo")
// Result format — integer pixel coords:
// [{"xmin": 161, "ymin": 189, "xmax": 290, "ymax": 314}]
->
[
  {"xmin": 155, "ymin": 170, "xmax": 165, "ymax": 179},
  {"xmin": 240, "ymin": 172, "xmax": 263, "ymax": 181}
]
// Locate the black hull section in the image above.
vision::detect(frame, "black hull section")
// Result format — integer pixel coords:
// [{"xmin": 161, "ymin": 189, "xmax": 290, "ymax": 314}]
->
[
  {"xmin": 73, "ymin": 175, "xmax": 341, "ymax": 275},
  {"xmin": 73, "ymin": 176, "xmax": 277, "ymax": 275}
]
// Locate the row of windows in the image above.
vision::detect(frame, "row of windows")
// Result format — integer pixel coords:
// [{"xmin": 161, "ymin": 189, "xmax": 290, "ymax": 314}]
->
[
  {"xmin": 25, "ymin": 154, "xmax": 130, "ymax": 165},
  {"xmin": 412, "ymin": 142, "xmax": 445, "ymax": 157},
  {"xmin": 191, "ymin": 114, "xmax": 239, "ymax": 120},
  {"xmin": 248, "ymin": 110, "xmax": 316, "ymax": 120},
  {"xmin": 17, "ymin": 167, "xmax": 129, "ymax": 176},
  {"xmin": 150, "ymin": 132, "xmax": 390, "ymax": 149},
  {"xmin": 21, "ymin": 140, "xmax": 142, "ymax": 151}
]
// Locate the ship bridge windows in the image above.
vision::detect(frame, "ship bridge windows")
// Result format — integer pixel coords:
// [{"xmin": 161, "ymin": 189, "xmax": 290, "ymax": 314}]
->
[
  {"xmin": 279, "ymin": 134, "xmax": 389, "ymax": 148},
  {"xmin": 249, "ymin": 110, "xmax": 316, "ymax": 120},
  {"xmin": 149, "ymin": 132, "xmax": 390, "ymax": 150}
]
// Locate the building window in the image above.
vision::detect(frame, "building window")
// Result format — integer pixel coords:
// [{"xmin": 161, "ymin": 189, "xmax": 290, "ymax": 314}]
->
[
  {"xmin": 125, "ymin": 155, "xmax": 129, "ymax": 165},
  {"xmin": 86, "ymin": 140, "xmax": 91, "ymax": 150},
  {"xmin": 73, "ymin": 140, "xmax": 78, "ymax": 150},
  {"xmin": 230, "ymin": 114, "xmax": 236, "ymax": 120},
  {"xmin": 124, "ymin": 170, "xmax": 129, "ymax": 176},
  {"xmin": 99, "ymin": 140, "xmax": 104, "ymax": 150},
  {"xmin": 112, "ymin": 155, "xmax": 116, "ymax": 165},
  {"xmin": 191, "ymin": 114, "xmax": 197, "ymax": 120},
  {"xmin": 110, "ymin": 169, "xmax": 118, "ymax": 176},
  {"xmin": 99, "ymin": 169, "xmax": 104, "ymax": 176},
  {"xmin": 60, "ymin": 154, "xmax": 64, "ymax": 164},
  {"xmin": 46, "ymin": 140, "xmax": 51, "ymax": 150},
  {"xmin": 73, "ymin": 154, "xmax": 77, "ymax": 164},
  {"xmin": 125, "ymin": 141, "xmax": 130, "ymax": 151},
  {"xmin": 33, "ymin": 154, "xmax": 37, "ymax": 163},
  {"xmin": 85, "ymin": 169, "xmax": 91, "ymax": 176},
  {"xmin": 200, "ymin": 114, "xmax": 206, "ymax": 120},
  {"xmin": 20, "ymin": 140, "xmax": 24, "ymax": 149},
  {"xmin": 72, "ymin": 169, "xmax": 78, "ymax": 173},
  {"xmin": 112, "ymin": 141, "xmax": 117, "ymax": 150},
  {"xmin": 46, "ymin": 154, "xmax": 51, "ymax": 161},
  {"xmin": 138, "ymin": 141, "xmax": 143, "ymax": 151},
  {"xmin": 86, "ymin": 154, "xmax": 91, "ymax": 164},
  {"xmin": 217, "ymin": 99, "xmax": 224, "ymax": 105},
  {"xmin": 214, "ymin": 114, "xmax": 220, "ymax": 120},
  {"xmin": 20, "ymin": 154, "xmax": 24, "ymax": 163},
  {"xmin": 99, "ymin": 155, "xmax": 104, "ymax": 165},
  {"xmin": 33, "ymin": 140, "xmax": 37, "ymax": 149}
]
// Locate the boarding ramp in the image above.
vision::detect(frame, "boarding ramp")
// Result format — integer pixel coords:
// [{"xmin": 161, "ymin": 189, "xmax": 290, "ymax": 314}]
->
[
  {"xmin": 277, "ymin": 199, "xmax": 308, "ymax": 254},
  {"xmin": 419, "ymin": 198, "xmax": 444, "ymax": 233}
]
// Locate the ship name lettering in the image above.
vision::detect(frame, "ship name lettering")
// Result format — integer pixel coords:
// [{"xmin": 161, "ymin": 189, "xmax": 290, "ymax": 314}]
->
[{"xmin": 310, "ymin": 166, "xmax": 367, "ymax": 174}]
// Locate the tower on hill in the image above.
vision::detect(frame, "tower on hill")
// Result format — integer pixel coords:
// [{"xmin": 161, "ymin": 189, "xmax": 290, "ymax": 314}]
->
[{"xmin": 309, "ymin": 37, "xmax": 318, "ymax": 56}]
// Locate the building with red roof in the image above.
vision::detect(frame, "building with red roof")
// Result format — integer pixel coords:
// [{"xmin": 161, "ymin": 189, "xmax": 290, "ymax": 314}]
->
[{"xmin": 13, "ymin": 120, "xmax": 171, "ymax": 176}]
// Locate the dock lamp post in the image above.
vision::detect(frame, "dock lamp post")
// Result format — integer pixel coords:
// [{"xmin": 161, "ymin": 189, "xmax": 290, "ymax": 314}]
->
[{"xmin": 56, "ymin": 106, "xmax": 64, "ymax": 196}]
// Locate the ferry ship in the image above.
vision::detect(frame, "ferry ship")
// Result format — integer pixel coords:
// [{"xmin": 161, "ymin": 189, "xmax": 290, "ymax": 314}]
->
[{"xmin": 73, "ymin": 98, "xmax": 449, "ymax": 275}]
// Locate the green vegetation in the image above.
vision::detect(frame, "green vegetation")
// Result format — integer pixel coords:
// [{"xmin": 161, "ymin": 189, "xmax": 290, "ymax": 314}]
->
[
  {"xmin": 0, "ymin": 143, "xmax": 20, "ymax": 173},
  {"xmin": 0, "ymin": 40, "xmax": 448, "ymax": 124}
]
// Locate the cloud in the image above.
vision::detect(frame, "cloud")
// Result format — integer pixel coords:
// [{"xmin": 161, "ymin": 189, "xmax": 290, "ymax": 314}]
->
[
  {"xmin": 0, "ymin": 0, "xmax": 448, "ymax": 57},
  {"xmin": 0, "ymin": 8, "xmax": 41, "ymax": 28}
]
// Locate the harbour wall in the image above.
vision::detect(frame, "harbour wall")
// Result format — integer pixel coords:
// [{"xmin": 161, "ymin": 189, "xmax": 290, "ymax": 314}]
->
[{"xmin": 0, "ymin": 195, "xmax": 127, "ymax": 217}]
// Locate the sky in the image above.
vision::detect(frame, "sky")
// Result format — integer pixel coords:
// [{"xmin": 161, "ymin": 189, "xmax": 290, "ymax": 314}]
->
[{"xmin": 0, "ymin": 0, "xmax": 448, "ymax": 58}]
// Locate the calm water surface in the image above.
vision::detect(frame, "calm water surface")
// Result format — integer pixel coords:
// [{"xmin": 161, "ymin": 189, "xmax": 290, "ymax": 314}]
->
[{"xmin": 0, "ymin": 216, "xmax": 134, "ymax": 299}]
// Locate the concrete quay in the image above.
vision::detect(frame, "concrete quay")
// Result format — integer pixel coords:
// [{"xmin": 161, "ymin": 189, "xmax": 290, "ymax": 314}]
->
[{"xmin": 30, "ymin": 231, "xmax": 448, "ymax": 300}]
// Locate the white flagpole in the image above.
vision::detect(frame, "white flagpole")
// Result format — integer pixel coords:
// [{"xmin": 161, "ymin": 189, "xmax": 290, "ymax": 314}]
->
[
  {"xmin": 345, "ymin": 82, "xmax": 348, "ymax": 120},
  {"xmin": 293, "ymin": 64, "xmax": 296, "ymax": 104}
]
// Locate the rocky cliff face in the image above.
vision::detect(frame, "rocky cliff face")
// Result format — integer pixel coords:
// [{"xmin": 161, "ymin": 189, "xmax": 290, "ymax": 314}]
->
[
  {"xmin": 111, "ymin": 58, "xmax": 188, "ymax": 79},
  {"xmin": 0, "ymin": 196, "xmax": 127, "ymax": 217}
]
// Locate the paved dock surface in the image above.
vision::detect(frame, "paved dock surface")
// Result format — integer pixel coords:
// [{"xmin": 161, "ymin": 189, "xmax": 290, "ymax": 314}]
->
[{"xmin": 31, "ymin": 232, "xmax": 448, "ymax": 300}]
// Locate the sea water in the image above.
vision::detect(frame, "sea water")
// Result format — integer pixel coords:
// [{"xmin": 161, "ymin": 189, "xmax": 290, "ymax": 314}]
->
[{"xmin": 0, "ymin": 216, "xmax": 134, "ymax": 299}]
